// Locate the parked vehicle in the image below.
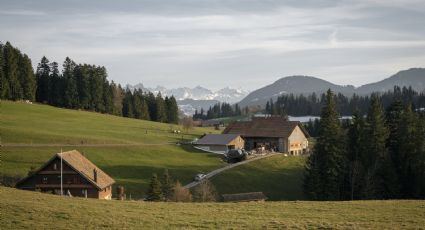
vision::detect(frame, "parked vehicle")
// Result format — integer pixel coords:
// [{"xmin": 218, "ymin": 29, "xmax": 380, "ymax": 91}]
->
[
  {"xmin": 194, "ymin": 173, "xmax": 207, "ymax": 181},
  {"xmin": 224, "ymin": 149, "xmax": 247, "ymax": 163}
]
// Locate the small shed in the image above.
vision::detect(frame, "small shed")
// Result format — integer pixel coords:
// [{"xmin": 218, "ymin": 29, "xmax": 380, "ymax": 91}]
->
[
  {"xmin": 222, "ymin": 192, "xmax": 268, "ymax": 202},
  {"xmin": 194, "ymin": 134, "xmax": 244, "ymax": 153}
]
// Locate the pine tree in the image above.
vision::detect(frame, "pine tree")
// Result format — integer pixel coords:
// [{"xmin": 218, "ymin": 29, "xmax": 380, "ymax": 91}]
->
[
  {"xmin": 155, "ymin": 92, "xmax": 167, "ymax": 122},
  {"xmin": 49, "ymin": 61, "xmax": 63, "ymax": 106},
  {"xmin": 345, "ymin": 111, "xmax": 366, "ymax": 200},
  {"xmin": 396, "ymin": 105, "xmax": 425, "ymax": 198},
  {"xmin": 18, "ymin": 54, "xmax": 36, "ymax": 101},
  {"xmin": 166, "ymin": 96, "xmax": 179, "ymax": 124},
  {"xmin": 161, "ymin": 169, "xmax": 174, "ymax": 201},
  {"xmin": 36, "ymin": 56, "xmax": 50, "ymax": 103},
  {"xmin": 363, "ymin": 95, "xmax": 397, "ymax": 199},
  {"xmin": 0, "ymin": 43, "xmax": 10, "ymax": 99},
  {"xmin": 122, "ymin": 89, "xmax": 134, "ymax": 118},
  {"xmin": 3, "ymin": 42, "xmax": 22, "ymax": 100},
  {"xmin": 304, "ymin": 89, "xmax": 346, "ymax": 200},
  {"xmin": 63, "ymin": 57, "xmax": 78, "ymax": 108},
  {"xmin": 145, "ymin": 174, "xmax": 164, "ymax": 201}
]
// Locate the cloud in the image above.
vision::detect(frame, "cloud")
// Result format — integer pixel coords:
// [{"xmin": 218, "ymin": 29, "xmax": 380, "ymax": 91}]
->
[{"xmin": 0, "ymin": 0, "xmax": 424, "ymax": 90}]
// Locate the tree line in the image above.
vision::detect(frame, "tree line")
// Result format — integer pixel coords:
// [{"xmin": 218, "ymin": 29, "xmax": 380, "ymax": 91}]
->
[
  {"xmin": 0, "ymin": 41, "xmax": 178, "ymax": 124},
  {"xmin": 117, "ymin": 169, "xmax": 218, "ymax": 202},
  {"xmin": 193, "ymin": 102, "xmax": 246, "ymax": 120},
  {"xmin": 265, "ymin": 87, "xmax": 425, "ymax": 116},
  {"xmin": 304, "ymin": 89, "xmax": 425, "ymax": 200}
]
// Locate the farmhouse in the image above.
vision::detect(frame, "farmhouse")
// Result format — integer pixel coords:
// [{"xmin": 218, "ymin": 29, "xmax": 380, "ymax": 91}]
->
[
  {"xmin": 223, "ymin": 117, "xmax": 309, "ymax": 155},
  {"xmin": 15, "ymin": 150, "xmax": 115, "ymax": 199},
  {"xmin": 194, "ymin": 134, "xmax": 245, "ymax": 153}
]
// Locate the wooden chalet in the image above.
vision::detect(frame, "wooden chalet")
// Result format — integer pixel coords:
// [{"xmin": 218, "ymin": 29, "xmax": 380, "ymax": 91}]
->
[
  {"xmin": 222, "ymin": 192, "xmax": 267, "ymax": 202},
  {"xmin": 16, "ymin": 150, "xmax": 115, "ymax": 199},
  {"xmin": 194, "ymin": 134, "xmax": 244, "ymax": 153},
  {"xmin": 223, "ymin": 117, "xmax": 310, "ymax": 155}
]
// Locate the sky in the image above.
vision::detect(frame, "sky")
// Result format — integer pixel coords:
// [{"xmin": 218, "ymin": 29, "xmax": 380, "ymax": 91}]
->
[{"xmin": 1, "ymin": 0, "xmax": 424, "ymax": 91}]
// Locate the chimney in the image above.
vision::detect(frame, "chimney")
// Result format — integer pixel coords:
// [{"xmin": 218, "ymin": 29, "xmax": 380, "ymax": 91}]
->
[{"xmin": 93, "ymin": 169, "xmax": 98, "ymax": 182}]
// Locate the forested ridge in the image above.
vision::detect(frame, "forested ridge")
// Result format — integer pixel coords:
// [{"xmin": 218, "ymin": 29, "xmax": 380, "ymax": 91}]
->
[
  {"xmin": 265, "ymin": 87, "xmax": 425, "ymax": 117},
  {"xmin": 0, "ymin": 41, "xmax": 178, "ymax": 124},
  {"xmin": 304, "ymin": 90, "xmax": 425, "ymax": 200}
]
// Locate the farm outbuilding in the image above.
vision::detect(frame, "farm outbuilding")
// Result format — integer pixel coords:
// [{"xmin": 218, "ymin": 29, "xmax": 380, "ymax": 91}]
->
[
  {"xmin": 194, "ymin": 134, "xmax": 245, "ymax": 154},
  {"xmin": 222, "ymin": 192, "xmax": 268, "ymax": 202},
  {"xmin": 15, "ymin": 150, "xmax": 115, "ymax": 199},
  {"xmin": 223, "ymin": 117, "xmax": 310, "ymax": 155}
]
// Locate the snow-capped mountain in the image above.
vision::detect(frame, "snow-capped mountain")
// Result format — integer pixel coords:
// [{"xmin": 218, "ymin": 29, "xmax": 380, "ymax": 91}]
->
[
  {"xmin": 125, "ymin": 84, "xmax": 250, "ymax": 116},
  {"xmin": 126, "ymin": 84, "xmax": 249, "ymax": 103}
]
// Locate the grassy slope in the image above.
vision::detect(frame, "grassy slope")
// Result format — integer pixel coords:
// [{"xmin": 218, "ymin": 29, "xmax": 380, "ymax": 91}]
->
[
  {"xmin": 1, "ymin": 101, "xmax": 223, "ymax": 198},
  {"xmin": 2, "ymin": 187, "xmax": 425, "ymax": 229},
  {"xmin": 212, "ymin": 155, "xmax": 306, "ymax": 200}
]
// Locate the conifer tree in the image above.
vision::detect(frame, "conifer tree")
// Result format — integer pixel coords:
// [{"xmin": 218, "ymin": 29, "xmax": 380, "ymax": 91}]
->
[
  {"xmin": 304, "ymin": 89, "xmax": 346, "ymax": 200},
  {"xmin": 0, "ymin": 43, "xmax": 10, "ymax": 99},
  {"xmin": 63, "ymin": 57, "xmax": 78, "ymax": 108},
  {"xmin": 36, "ymin": 56, "xmax": 50, "ymax": 103},
  {"xmin": 49, "ymin": 61, "xmax": 63, "ymax": 106},
  {"xmin": 166, "ymin": 96, "xmax": 179, "ymax": 124},
  {"xmin": 346, "ymin": 111, "xmax": 365, "ymax": 200},
  {"xmin": 3, "ymin": 42, "xmax": 22, "ymax": 100},
  {"xmin": 18, "ymin": 54, "xmax": 36, "ymax": 101},
  {"xmin": 161, "ymin": 169, "xmax": 174, "ymax": 201},
  {"xmin": 363, "ymin": 95, "xmax": 397, "ymax": 199},
  {"xmin": 155, "ymin": 92, "xmax": 167, "ymax": 122},
  {"xmin": 145, "ymin": 174, "xmax": 164, "ymax": 201}
]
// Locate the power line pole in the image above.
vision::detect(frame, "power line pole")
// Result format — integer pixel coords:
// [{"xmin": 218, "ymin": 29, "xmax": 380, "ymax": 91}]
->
[{"xmin": 60, "ymin": 149, "xmax": 63, "ymax": 196}]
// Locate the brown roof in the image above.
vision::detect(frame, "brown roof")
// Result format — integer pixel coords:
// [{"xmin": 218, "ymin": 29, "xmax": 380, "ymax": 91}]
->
[
  {"xmin": 195, "ymin": 134, "xmax": 241, "ymax": 146},
  {"xmin": 222, "ymin": 192, "xmax": 267, "ymax": 202},
  {"xmin": 57, "ymin": 150, "xmax": 115, "ymax": 189},
  {"xmin": 16, "ymin": 150, "xmax": 115, "ymax": 190},
  {"xmin": 223, "ymin": 117, "xmax": 310, "ymax": 138}
]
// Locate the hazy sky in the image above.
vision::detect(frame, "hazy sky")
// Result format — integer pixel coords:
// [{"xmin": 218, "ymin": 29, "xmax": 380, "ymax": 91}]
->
[{"xmin": 1, "ymin": 0, "xmax": 424, "ymax": 90}]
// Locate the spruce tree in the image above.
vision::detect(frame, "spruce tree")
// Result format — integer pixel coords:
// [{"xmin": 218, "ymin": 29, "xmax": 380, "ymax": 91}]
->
[
  {"xmin": 304, "ymin": 89, "xmax": 345, "ymax": 200},
  {"xmin": 49, "ymin": 61, "xmax": 63, "ymax": 106},
  {"xmin": 0, "ymin": 43, "xmax": 10, "ymax": 99},
  {"xmin": 363, "ymin": 95, "xmax": 397, "ymax": 199},
  {"xmin": 161, "ymin": 169, "xmax": 174, "ymax": 201},
  {"xmin": 155, "ymin": 92, "xmax": 167, "ymax": 122},
  {"xmin": 145, "ymin": 174, "xmax": 164, "ymax": 201},
  {"xmin": 166, "ymin": 96, "xmax": 179, "ymax": 124},
  {"xmin": 36, "ymin": 56, "xmax": 50, "ymax": 103},
  {"xmin": 346, "ymin": 111, "xmax": 366, "ymax": 200},
  {"xmin": 3, "ymin": 42, "xmax": 22, "ymax": 100},
  {"xmin": 397, "ymin": 105, "xmax": 425, "ymax": 198},
  {"xmin": 63, "ymin": 57, "xmax": 78, "ymax": 108},
  {"xmin": 19, "ymin": 54, "xmax": 36, "ymax": 101}
]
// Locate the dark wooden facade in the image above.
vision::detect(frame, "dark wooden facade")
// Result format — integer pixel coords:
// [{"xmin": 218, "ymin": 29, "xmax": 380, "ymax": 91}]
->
[{"xmin": 16, "ymin": 150, "xmax": 114, "ymax": 199}]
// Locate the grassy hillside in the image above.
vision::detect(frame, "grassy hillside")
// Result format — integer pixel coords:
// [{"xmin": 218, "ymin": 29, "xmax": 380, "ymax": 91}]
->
[
  {"xmin": 2, "ymin": 187, "xmax": 425, "ymax": 229},
  {"xmin": 212, "ymin": 155, "xmax": 306, "ymax": 200},
  {"xmin": 1, "ymin": 101, "xmax": 223, "ymax": 198}
]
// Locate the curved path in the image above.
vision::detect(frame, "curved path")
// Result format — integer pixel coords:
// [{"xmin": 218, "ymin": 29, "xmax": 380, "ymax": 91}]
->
[{"xmin": 183, "ymin": 153, "xmax": 278, "ymax": 189}]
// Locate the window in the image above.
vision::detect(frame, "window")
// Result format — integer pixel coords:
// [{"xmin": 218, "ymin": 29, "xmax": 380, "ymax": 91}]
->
[
  {"xmin": 42, "ymin": 177, "xmax": 48, "ymax": 184},
  {"xmin": 53, "ymin": 163, "xmax": 57, "ymax": 170}
]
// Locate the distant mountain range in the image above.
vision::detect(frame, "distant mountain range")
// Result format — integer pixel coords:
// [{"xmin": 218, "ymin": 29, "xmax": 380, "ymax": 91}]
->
[
  {"xmin": 238, "ymin": 68, "xmax": 425, "ymax": 107},
  {"xmin": 126, "ymin": 84, "xmax": 250, "ymax": 115}
]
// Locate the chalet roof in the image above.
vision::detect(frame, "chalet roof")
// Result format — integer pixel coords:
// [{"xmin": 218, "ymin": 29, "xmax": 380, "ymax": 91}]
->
[
  {"xmin": 57, "ymin": 150, "xmax": 115, "ymax": 189},
  {"xmin": 16, "ymin": 150, "xmax": 115, "ymax": 190},
  {"xmin": 223, "ymin": 117, "xmax": 310, "ymax": 138},
  {"xmin": 195, "ymin": 134, "xmax": 241, "ymax": 146},
  {"xmin": 222, "ymin": 192, "xmax": 267, "ymax": 202}
]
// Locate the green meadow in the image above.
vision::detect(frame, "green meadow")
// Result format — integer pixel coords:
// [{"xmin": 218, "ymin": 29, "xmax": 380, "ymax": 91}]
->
[
  {"xmin": 1, "ymin": 101, "xmax": 224, "ymax": 198},
  {"xmin": 2, "ymin": 187, "xmax": 424, "ymax": 229}
]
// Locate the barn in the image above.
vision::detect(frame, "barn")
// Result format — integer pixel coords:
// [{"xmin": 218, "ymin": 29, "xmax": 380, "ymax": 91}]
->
[
  {"xmin": 223, "ymin": 117, "xmax": 310, "ymax": 155},
  {"xmin": 194, "ymin": 134, "xmax": 245, "ymax": 153},
  {"xmin": 15, "ymin": 150, "xmax": 115, "ymax": 199}
]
